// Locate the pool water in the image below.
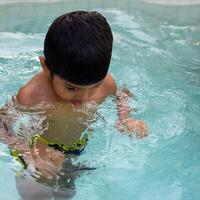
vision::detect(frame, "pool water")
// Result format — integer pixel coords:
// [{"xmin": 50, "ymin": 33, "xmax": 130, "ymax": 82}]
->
[{"xmin": 0, "ymin": 0, "xmax": 200, "ymax": 199}]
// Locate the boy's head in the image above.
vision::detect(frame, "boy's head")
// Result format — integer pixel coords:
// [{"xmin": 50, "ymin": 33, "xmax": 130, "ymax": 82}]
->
[{"xmin": 44, "ymin": 11, "xmax": 113, "ymax": 86}]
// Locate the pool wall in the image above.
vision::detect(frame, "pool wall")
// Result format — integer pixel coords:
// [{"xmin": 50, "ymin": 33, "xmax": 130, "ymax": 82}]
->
[
  {"xmin": 1, "ymin": 0, "xmax": 200, "ymax": 6},
  {"xmin": 143, "ymin": 0, "xmax": 200, "ymax": 5}
]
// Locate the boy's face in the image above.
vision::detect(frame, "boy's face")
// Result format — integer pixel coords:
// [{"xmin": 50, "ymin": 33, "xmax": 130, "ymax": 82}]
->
[{"xmin": 52, "ymin": 75, "xmax": 103, "ymax": 105}]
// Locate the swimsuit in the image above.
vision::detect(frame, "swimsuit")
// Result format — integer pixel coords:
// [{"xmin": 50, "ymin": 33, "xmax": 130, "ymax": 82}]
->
[
  {"xmin": 36, "ymin": 135, "xmax": 88, "ymax": 155},
  {"xmin": 11, "ymin": 134, "xmax": 88, "ymax": 169}
]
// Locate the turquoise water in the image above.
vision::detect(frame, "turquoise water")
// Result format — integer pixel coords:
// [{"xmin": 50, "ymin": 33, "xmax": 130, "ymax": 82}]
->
[{"xmin": 0, "ymin": 1, "xmax": 200, "ymax": 199}]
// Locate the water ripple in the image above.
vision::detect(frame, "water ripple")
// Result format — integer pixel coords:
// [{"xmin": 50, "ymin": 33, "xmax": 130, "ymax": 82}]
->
[{"xmin": 0, "ymin": 32, "xmax": 44, "ymax": 58}]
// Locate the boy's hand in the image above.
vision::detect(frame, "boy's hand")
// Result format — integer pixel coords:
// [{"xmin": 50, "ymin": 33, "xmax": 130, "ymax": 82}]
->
[
  {"xmin": 117, "ymin": 118, "xmax": 148, "ymax": 138},
  {"xmin": 23, "ymin": 142, "xmax": 65, "ymax": 179},
  {"xmin": 116, "ymin": 89, "xmax": 148, "ymax": 138}
]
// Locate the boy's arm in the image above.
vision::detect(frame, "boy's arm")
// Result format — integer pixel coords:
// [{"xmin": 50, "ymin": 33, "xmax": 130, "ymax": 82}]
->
[
  {"xmin": 115, "ymin": 89, "xmax": 148, "ymax": 138},
  {"xmin": 107, "ymin": 75, "xmax": 148, "ymax": 138},
  {"xmin": 0, "ymin": 114, "xmax": 64, "ymax": 179},
  {"xmin": 0, "ymin": 120, "xmax": 30, "ymax": 155}
]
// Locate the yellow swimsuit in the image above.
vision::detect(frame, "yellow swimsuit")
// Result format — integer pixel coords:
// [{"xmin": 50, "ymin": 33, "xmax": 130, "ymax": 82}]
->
[{"xmin": 11, "ymin": 134, "xmax": 88, "ymax": 169}]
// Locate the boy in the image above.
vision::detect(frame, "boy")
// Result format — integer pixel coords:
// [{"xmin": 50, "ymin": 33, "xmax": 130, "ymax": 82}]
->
[{"xmin": 1, "ymin": 11, "xmax": 147, "ymax": 178}]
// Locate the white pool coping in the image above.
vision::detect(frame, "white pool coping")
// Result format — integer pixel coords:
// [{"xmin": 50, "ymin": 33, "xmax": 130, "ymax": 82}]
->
[
  {"xmin": 0, "ymin": 0, "xmax": 200, "ymax": 6},
  {"xmin": 0, "ymin": 0, "xmax": 70, "ymax": 5},
  {"xmin": 142, "ymin": 0, "xmax": 200, "ymax": 5}
]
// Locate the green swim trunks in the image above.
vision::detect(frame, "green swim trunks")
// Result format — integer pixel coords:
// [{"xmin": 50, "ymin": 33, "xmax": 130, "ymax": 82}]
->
[
  {"xmin": 36, "ymin": 135, "xmax": 88, "ymax": 155},
  {"xmin": 10, "ymin": 134, "xmax": 88, "ymax": 169}
]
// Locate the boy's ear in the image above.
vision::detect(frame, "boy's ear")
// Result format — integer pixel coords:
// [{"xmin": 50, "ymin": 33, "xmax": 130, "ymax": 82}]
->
[{"xmin": 39, "ymin": 56, "xmax": 49, "ymax": 74}]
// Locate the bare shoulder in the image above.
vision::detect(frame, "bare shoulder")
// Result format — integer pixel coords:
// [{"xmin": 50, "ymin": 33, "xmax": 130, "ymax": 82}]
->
[
  {"xmin": 102, "ymin": 74, "xmax": 117, "ymax": 96},
  {"xmin": 16, "ymin": 72, "xmax": 48, "ymax": 106}
]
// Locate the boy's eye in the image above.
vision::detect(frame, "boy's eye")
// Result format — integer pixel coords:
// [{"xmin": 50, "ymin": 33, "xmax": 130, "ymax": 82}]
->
[{"xmin": 66, "ymin": 87, "xmax": 78, "ymax": 91}]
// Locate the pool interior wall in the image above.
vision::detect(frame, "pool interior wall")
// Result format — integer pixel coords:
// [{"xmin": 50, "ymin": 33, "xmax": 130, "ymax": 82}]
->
[{"xmin": 1, "ymin": 0, "xmax": 200, "ymax": 5}]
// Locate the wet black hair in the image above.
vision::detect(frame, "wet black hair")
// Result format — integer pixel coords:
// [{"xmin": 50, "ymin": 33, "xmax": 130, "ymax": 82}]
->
[{"xmin": 44, "ymin": 11, "xmax": 113, "ymax": 85}]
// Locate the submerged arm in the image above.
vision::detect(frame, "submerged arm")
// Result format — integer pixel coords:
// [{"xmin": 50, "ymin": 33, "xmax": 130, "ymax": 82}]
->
[
  {"xmin": 103, "ymin": 75, "xmax": 148, "ymax": 138},
  {"xmin": 0, "ymin": 110, "xmax": 30, "ymax": 153},
  {"xmin": 116, "ymin": 89, "xmax": 148, "ymax": 138},
  {"xmin": 0, "ymin": 110, "xmax": 64, "ymax": 179}
]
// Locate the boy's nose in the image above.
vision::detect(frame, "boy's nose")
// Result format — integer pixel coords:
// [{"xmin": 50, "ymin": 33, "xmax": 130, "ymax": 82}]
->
[{"xmin": 75, "ymin": 90, "xmax": 89, "ymax": 101}]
